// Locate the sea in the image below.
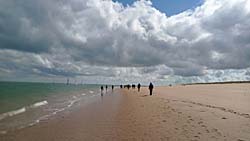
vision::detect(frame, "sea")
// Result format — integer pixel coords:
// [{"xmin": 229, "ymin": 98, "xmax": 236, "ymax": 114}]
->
[{"xmin": 0, "ymin": 81, "xmax": 102, "ymax": 134}]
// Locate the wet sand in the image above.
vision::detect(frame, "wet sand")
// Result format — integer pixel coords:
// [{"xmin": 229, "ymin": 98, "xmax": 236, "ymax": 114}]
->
[{"xmin": 1, "ymin": 83, "xmax": 250, "ymax": 141}]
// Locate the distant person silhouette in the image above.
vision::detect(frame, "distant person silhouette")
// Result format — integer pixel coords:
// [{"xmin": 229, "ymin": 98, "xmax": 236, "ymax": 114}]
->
[
  {"xmin": 127, "ymin": 84, "xmax": 131, "ymax": 90},
  {"xmin": 105, "ymin": 85, "xmax": 108, "ymax": 92},
  {"xmin": 120, "ymin": 85, "xmax": 123, "ymax": 88},
  {"xmin": 112, "ymin": 85, "xmax": 114, "ymax": 92},
  {"xmin": 101, "ymin": 86, "xmax": 104, "ymax": 96},
  {"xmin": 149, "ymin": 82, "xmax": 154, "ymax": 96},
  {"xmin": 137, "ymin": 83, "xmax": 141, "ymax": 92}
]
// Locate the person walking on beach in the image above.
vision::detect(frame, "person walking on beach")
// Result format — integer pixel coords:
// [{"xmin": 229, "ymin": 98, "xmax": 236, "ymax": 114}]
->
[
  {"xmin": 101, "ymin": 86, "xmax": 104, "ymax": 96},
  {"xmin": 105, "ymin": 85, "xmax": 108, "ymax": 92},
  {"xmin": 149, "ymin": 82, "xmax": 154, "ymax": 96},
  {"xmin": 137, "ymin": 83, "xmax": 141, "ymax": 92},
  {"xmin": 127, "ymin": 84, "xmax": 131, "ymax": 90},
  {"xmin": 112, "ymin": 85, "xmax": 114, "ymax": 92}
]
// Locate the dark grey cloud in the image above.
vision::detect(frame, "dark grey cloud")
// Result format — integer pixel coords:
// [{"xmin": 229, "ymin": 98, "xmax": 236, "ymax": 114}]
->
[{"xmin": 0, "ymin": 0, "xmax": 58, "ymax": 53}]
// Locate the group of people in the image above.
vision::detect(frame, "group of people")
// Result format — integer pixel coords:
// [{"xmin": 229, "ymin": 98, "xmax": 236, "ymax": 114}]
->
[
  {"xmin": 100, "ymin": 85, "xmax": 114, "ymax": 96},
  {"xmin": 122, "ymin": 83, "xmax": 141, "ymax": 91},
  {"xmin": 100, "ymin": 82, "xmax": 154, "ymax": 96}
]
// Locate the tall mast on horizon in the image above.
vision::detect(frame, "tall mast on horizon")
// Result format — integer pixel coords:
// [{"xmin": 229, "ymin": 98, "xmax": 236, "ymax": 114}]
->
[{"xmin": 66, "ymin": 78, "xmax": 69, "ymax": 85}]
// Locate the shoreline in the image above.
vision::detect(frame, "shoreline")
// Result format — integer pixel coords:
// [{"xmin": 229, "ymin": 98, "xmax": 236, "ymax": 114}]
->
[
  {"xmin": 1, "ymin": 84, "xmax": 250, "ymax": 140},
  {"xmin": 0, "ymin": 83, "xmax": 102, "ymax": 134}
]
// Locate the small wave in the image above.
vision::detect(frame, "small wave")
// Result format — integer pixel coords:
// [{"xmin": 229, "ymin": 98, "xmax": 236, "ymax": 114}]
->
[
  {"xmin": 52, "ymin": 108, "xmax": 66, "ymax": 115},
  {"xmin": 0, "ymin": 107, "xmax": 26, "ymax": 121},
  {"xmin": 89, "ymin": 90, "xmax": 94, "ymax": 94},
  {"xmin": 28, "ymin": 122, "xmax": 36, "ymax": 127},
  {"xmin": 67, "ymin": 99, "xmax": 78, "ymax": 108},
  {"xmin": 31, "ymin": 100, "xmax": 48, "ymax": 108},
  {"xmin": 0, "ymin": 130, "xmax": 7, "ymax": 134},
  {"xmin": 0, "ymin": 100, "xmax": 48, "ymax": 121},
  {"xmin": 38, "ymin": 114, "xmax": 50, "ymax": 121},
  {"xmin": 81, "ymin": 93, "xmax": 86, "ymax": 96}
]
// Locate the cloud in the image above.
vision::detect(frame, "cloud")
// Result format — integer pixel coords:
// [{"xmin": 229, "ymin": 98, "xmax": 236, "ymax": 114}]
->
[{"xmin": 0, "ymin": 0, "xmax": 250, "ymax": 83}]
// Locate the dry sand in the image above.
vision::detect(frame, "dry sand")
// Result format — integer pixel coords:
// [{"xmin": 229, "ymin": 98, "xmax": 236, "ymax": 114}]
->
[{"xmin": 1, "ymin": 83, "xmax": 250, "ymax": 141}]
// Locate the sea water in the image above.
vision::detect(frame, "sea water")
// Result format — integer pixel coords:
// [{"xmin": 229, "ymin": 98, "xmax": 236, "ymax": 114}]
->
[{"xmin": 0, "ymin": 81, "xmax": 101, "ymax": 134}]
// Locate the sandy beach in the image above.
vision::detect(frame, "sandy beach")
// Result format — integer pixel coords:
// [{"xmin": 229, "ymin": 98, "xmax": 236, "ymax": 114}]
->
[{"xmin": 1, "ymin": 83, "xmax": 250, "ymax": 141}]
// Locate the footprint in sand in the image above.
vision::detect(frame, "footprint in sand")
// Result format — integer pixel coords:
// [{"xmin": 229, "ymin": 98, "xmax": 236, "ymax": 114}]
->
[
  {"xmin": 221, "ymin": 117, "xmax": 227, "ymax": 119},
  {"xmin": 183, "ymin": 124, "xmax": 188, "ymax": 128},
  {"xmin": 201, "ymin": 124, "xmax": 206, "ymax": 128},
  {"xmin": 211, "ymin": 128, "xmax": 218, "ymax": 132},
  {"xmin": 194, "ymin": 135, "xmax": 200, "ymax": 139},
  {"xmin": 211, "ymin": 136, "xmax": 217, "ymax": 139},
  {"xmin": 160, "ymin": 138, "xmax": 165, "ymax": 141},
  {"xmin": 217, "ymin": 131, "xmax": 222, "ymax": 136},
  {"xmin": 189, "ymin": 118, "xmax": 194, "ymax": 121},
  {"xmin": 198, "ymin": 121, "xmax": 203, "ymax": 124},
  {"xmin": 211, "ymin": 128, "xmax": 222, "ymax": 136}
]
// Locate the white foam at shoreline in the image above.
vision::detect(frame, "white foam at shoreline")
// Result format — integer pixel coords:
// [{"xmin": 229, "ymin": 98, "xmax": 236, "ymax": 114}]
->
[
  {"xmin": 0, "ymin": 130, "xmax": 7, "ymax": 134},
  {"xmin": 0, "ymin": 100, "xmax": 48, "ymax": 121},
  {"xmin": 31, "ymin": 100, "xmax": 48, "ymax": 108},
  {"xmin": 0, "ymin": 92, "xmax": 93, "ymax": 121},
  {"xmin": 68, "ymin": 99, "xmax": 79, "ymax": 108},
  {"xmin": 0, "ymin": 87, "xmax": 101, "ymax": 133},
  {"xmin": 0, "ymin": 107, "xmax": 26, "ymax": 121}
]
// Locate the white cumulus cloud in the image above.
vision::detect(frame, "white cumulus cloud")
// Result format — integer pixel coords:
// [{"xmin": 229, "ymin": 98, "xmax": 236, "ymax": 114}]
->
[{"xmin": 0, "ymin": 0, "xmax": 250, "ymax": 84}]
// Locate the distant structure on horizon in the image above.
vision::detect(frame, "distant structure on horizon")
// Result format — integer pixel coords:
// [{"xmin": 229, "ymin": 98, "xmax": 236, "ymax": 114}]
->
[{"xmin": 66, "ymin": 78, "xmax": 69, "ymax": 85}]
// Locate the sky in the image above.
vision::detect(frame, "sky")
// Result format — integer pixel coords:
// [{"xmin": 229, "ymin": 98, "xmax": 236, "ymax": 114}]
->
[
  {"xmin": 0, "ymin": 0, "xmax": 250, "ymax": 85},
  {"xmin": 113, "ymin": 0, "xmax": 203, "ymax": 16}
]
